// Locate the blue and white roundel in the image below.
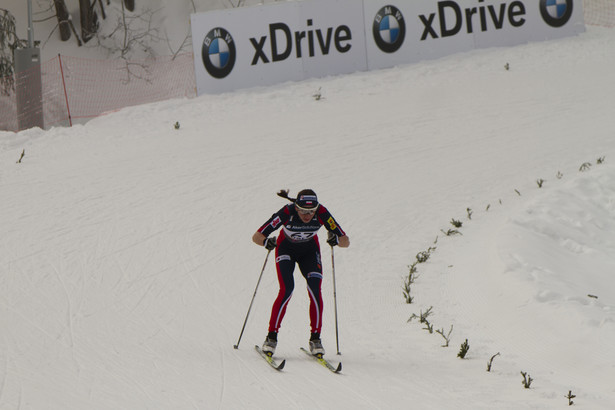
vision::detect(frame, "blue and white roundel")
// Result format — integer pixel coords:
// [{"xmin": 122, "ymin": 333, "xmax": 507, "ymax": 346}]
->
[
  {"xmin": 372, "ymin": 6, "xmax": 405, "ymax": 53},
  {"xmin": 209, "ymin": 38, "xmax": 231, "ymax": 69},
  {"xmin": 379, "ymin": 15, "xmax": 400, "ymax": 45},
  {"xmin": 539, "ymin": 0, "xmax": 574, "ymax": 27},
  {"xmin": 201, "ymin": 27, "xmax": 236, "ymax": 79},
  {"xmin": 545, "ymin": 0, "xmax": 568, "ymax": 19}
]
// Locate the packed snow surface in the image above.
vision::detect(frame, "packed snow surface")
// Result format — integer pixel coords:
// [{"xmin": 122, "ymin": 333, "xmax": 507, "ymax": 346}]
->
[{"xmin": 1, "ymin": 17, "xmax": 615, "ymax": 410}]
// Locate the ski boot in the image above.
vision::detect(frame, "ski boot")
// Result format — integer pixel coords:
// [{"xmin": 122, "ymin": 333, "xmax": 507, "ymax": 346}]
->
[
  {"xmin": 309, "ymin": 333, "xmax": 325, "ymax": 357},
  {"xmin": 261, "ymin": 332, "xmax": 278, "ymax": 357}
]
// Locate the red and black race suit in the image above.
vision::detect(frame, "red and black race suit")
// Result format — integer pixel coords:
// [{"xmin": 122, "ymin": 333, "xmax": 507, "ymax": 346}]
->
[{"xmin": 257, "ymin": 204, "xmax": 346, "ymax": 334}]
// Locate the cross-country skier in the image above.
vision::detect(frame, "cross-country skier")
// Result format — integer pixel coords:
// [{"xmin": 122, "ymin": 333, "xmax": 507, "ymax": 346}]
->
[{"xmin": 252, "ymin": 189, "xmax": 349, "ymax": 357}]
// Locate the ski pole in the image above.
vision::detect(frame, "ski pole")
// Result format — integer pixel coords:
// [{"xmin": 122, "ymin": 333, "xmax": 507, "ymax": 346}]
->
[
  {"xmin": 331, "ymin": 245, "xmax": 341, "ymax": 355},
  {"xmin": 233, "ymin": 249, "xmax": 272, "ymax": 350}
]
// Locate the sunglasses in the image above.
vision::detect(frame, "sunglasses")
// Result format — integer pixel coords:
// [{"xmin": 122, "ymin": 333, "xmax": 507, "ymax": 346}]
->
[{"xmin": 296, "ymin": 205, "xmax": 318, "ymax": 215}]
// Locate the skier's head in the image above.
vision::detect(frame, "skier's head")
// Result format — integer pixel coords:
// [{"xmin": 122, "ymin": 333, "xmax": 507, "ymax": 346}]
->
[{"xmin": 295, "ymin": 189, "xmax": 319, "ymax": 212}]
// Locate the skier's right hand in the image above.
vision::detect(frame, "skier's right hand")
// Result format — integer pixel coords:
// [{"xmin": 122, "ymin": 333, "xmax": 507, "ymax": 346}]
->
[{"xmin": 264, "ymin": 236, "xmax": 277, "ymax": 250}]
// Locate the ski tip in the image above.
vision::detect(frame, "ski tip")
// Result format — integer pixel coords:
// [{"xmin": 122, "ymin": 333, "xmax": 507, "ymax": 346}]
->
[
  {"xmin": 335, "ymin": 362, "xmax": 342, "ymax": 373},
  {"xmin": 278, "ymin": 359, "xmax": 286, "ymax": 370}
]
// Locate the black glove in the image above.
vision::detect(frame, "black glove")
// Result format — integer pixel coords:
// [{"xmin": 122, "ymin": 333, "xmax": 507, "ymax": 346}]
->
[
  {"xmin": 327, "ymin": 231, "xmax": 339, "ymax": 247},
  {"xmin": 264, "ymin": 236, "xmax": 277, "ymax": 250}
]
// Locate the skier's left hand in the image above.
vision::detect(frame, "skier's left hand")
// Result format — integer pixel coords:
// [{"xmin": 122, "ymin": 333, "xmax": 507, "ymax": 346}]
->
[{"xmin": 327, "ymin": 231, "xmax": 339, "ymax": 247}]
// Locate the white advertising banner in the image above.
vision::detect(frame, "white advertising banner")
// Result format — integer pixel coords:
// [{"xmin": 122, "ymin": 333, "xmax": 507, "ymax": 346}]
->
[
  {"xmin": 191, "ymin": 0, "xmax": 585, "ymax": 95},
  {"xmin": 364, "ymin": 0, "xmax": 585, "ymax": 70},
  {"xmin": 191, "ymin": 0, "xmax": 367, "ymax": 95}
]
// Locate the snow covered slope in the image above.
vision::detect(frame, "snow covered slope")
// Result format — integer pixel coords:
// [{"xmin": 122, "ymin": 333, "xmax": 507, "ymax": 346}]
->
[{"xmin": 1, "ymin": 20, "xmax": 615, "ymax": 410}]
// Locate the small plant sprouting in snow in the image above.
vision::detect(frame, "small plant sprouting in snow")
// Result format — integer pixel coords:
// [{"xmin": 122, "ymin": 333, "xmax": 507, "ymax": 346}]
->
[
  {"xmin": 416, "ymin": 247, "xmax": 436, "ymax": 263},
  {"xmin": 408, "ymin": 306, "xmax": 433, "ymax": 324},
  {"xmin": 16, "ymin": 149, "xmax": 25, "ymax": 164},
  {"xmin": 450, "ymin": 218, "xmax": 462, "ymax": 228},
  {"xmin": 312, "ymin": 87, "xmax": 323, "ymax": 101},
  {"xmin": 521, "ymin": 371, "xmax": 533, "ymax": 388},
  {"xmin": 514, "ymin": 189, "xmax": 521, "ymax": 196},
  {"xmin": 487, "ymin": 352, "xmax": 500, "ymax": 372},
  {"xmin": 402, "ymin": 281, "xmax": 414, "ymax": 304},
  {"xmin": 403, "ymin": 247, "xmax": 435, "ymax": 303},
  {"xmin": 441, "ymin": 228, "xmax": 462, "ymax": 236},
  {"xmin": 423, "ymin": 320, "xmax": 434, "ymax": 333},
  {"xmin": 416, "ymin": 251, "xmax": 430, "ymax": 263},
  {"xmin": 579, "ymin": 162, "xmax": 592, "ymax": 172},
  {"xmin": 457, "ymin": 339, "xmax": 470, "ymax": 359},
  {"xmin": 566, "ymin": 390, "xmax": 576, "ymax": 406},
  {"xmin": 486, "ymin": 204, "xmax": 491, "ymax": 212},
  {"xmin": 174, "ymin": 121, "xmax": 180, "ymax": 130},
  {"xmin": 419, "ymin": 306, "xmax": 433, "ymax": 323},
  {"xmin": 597, "ymin": 156, "xmax": 605, "ymax": 164},
  {"xmin": 436, "ymin": 325, "xmax": 453, "ymax": 347},
  {"xmin": 402, "ymin": 263, "xmax": 419, "ymax": 304},
  {"xmin": 556, "ymin": 171, "xmax": 564, "ymax": 179},
  {"xmin": 466, "ymin": 208, "xmax": 473, "ymax": 220},
  {"xmin": 536, "ymin": 178, "xmax": 545, "ymax": 188}
]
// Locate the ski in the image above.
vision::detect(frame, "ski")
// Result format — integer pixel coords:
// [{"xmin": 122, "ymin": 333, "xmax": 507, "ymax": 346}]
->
[
  {"xmin": 255, "ymin": 345, "xmax": 286, "ymax": 371},
  {"xmin": 300, "ymin": 347, "xmax": 342, "ymax": 373}
]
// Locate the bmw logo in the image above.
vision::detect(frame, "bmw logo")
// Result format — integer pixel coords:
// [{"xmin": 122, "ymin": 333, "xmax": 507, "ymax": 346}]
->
[
  {"xmin": 373, "ymin": 6, "xmax": 405, "ymax": 54},
  {"xmin": 202, "ymin": 27, "xmax": 236, "ymax": 79},
  {"xmin": 540, "ymin": 0, "xmax": 574, "ymax": 28}
]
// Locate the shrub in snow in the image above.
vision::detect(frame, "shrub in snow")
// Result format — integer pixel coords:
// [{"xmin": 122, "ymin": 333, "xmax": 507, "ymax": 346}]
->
[
  {"xmin": 402, "ymin": 263, "xmax": 418, "ymax": 304},
  {"xmin": 312, "ymin": 87, "xmax": 323, "ymax": 101},
  {"xmin": 423, "ymin": 320, "xmax": 434, "ymax": 334},
  {"xmin": 440, "ymin": 228, "xmax": 461, "ymax": 236},
  {"xmin": 521, "ymin": 371, "xmax": 533, "ymax": 388},
  {"xmin": 407, "ymin": 306, "xmax": 433, "ymax": 324},
  {"xmin": 416, "ymin": 248, "xmax": 434, "ymax": 263},
  {"xmin": 457, "ymin": 339, "xmax": 469, "ymax": 359},
  {"xmin": 436, "ymin": 325, "xmax": 453, "ymax": 347},
  {"xmin": 486, "ymin": 352, "xmax": 500, "ymax": 372},
  {"xmin": 566, "ymin": 390, "xmax": 576, "ymax": 406}
]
